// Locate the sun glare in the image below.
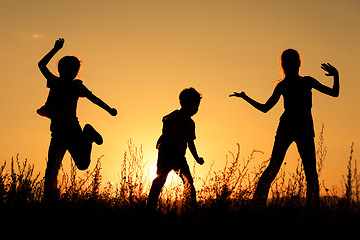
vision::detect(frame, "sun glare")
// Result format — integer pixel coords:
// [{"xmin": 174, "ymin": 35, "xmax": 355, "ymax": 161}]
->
[
  {"xmin": 148, "ymin": 164, "xmax": 182, "ymax": 187},
  {"xmin": 149, "ymin": 164, "xmax": 157, "ymax": 182}
]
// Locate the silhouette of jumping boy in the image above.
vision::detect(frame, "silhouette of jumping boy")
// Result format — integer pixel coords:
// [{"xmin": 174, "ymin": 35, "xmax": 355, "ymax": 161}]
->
[
  {"xmin": 147, "ymin": 87, "xmax": 204, "ymax": 210},
  {"xmin": 38, "ymin": 38, "xmax": 117, "ymax": 202},
  {"xmin": 230, "ymin": 49, "xmax": 339, "ymax": 208}
]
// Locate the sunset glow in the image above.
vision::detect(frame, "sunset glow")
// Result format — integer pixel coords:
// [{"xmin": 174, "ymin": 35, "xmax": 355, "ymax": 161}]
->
[{"xmin": 0, "ymin": 0, "xmax": 359, "ymax": 191}]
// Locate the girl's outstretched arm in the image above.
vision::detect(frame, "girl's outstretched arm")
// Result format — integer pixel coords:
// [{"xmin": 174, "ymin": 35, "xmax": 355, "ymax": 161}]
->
[
  {"xmin": 38, "ymin": 38, "xmax": 64, "ymax": 79},
  {"xmin": 230, "ymin": 85, "xmax": 281, "ymax": 113}
]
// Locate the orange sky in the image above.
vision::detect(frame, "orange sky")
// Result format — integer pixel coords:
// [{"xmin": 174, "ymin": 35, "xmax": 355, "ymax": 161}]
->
[{"xmin": 0, "ymin": 0, "xmax": 359, "ymax": 190}]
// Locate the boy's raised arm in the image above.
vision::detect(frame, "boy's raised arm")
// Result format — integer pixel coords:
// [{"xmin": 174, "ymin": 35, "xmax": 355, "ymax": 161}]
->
[{"xmin": 38, "ymin": 38, "xmax": 64, "ymax": 79}]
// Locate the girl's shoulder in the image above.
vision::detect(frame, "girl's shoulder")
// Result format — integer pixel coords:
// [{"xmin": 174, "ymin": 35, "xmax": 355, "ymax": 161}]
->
[
  {"xmin": 302, "ymin": 75, "xmax": 316, "ymax": 81},
  {"xmin": 275, "ymin": 75, "xmax": 315, "ymax": 92},
  {"xmin": 302, "ymin": 76, "xmax": 319, "ymax": 87}
]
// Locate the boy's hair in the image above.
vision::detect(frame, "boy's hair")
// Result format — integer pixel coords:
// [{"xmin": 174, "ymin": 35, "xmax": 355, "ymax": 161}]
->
[
  {"xmin": 58, "ymin": 56, "xmax": 81, "ymax": 79},
  {"xmin": 179, "ymin": 87, "xmax": 202, "ymax": 107}
]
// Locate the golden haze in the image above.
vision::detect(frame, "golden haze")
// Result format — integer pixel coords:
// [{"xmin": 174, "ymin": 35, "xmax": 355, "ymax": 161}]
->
[{"xmin": 0, "ymin": 1, "xmax": 359, "ymax": 189}]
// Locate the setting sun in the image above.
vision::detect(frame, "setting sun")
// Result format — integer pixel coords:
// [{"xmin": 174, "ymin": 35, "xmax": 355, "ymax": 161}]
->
[
  {"xmin": 149, "ymin": 164, "xmax": 157, "ymax": 182},
  {"xmin": 0, "ymin": 0, "xmax": 359, "ymax": 203},
  {"xmin": 1, "ymin": 0, "xmax": 360, "ymax": 232},
  {"xmin": 148, "ymin": 164, "xmax": 184, "ymax": 187}
]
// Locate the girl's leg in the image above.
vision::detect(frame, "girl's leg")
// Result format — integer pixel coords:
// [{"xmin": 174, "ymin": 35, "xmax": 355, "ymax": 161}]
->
[
  {"xmin": 44, "ymin": 138, "xmax": 66, "ymax": 203},
  {"xmin": 296, "ymin": 136, "xmax": 319, "ymax": 208},
  {"xmin": 253, "ymin": 133, "xmax": 292, "ymax": 206}
]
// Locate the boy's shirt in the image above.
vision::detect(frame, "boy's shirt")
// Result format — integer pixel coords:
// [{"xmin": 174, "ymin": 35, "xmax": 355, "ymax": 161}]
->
[
  {"xmin": 37, "ymin": 76, "xmax": 92, "ymax": 123},
  {"xmin": 156, "ymin": 110, "xmax": 196, "ymax": 157}
]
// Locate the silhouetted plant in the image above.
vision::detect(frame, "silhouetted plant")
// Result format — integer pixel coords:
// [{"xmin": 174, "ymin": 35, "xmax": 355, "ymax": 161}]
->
[
  {"xmin": 0, "ymin": 134, "xmax": 358, "ymax": 230},
  {"xmin": 342, "ymin": 142, "xmax": 356, "ymax": 204},
  {"xmin": 0, "ymin": 155, "xmax": 42, "ymax": 206},
  {"xmin": 116, "ymin": 139, "xmax": 148, "ymax": 207}
]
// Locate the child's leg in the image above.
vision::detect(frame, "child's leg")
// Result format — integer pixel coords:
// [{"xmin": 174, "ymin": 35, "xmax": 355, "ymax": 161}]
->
[
  {"xmin": 253, "ymin": 133, "xmax": 292, "ymax": 206},
  {"xmin": 147, "ymin": 167, "xmax": 171, "ymax": 210},
  {"xmin": 83, "ymin": 124, "xmax": 103, "ymax": 145},
  {"xmin": 44, "ymin": 138, "xmax": 66, "ymax": 202},
  {"xmin": 296, "ymin": 136, "xmax": 319, "ymax": 208},
  {"xmin": 68, "ymin": 124, "xmax": 102, "ymax": 171},
  {"xmin": 178, "ymin": 163, "xmax": 197, "ymax": 208}
]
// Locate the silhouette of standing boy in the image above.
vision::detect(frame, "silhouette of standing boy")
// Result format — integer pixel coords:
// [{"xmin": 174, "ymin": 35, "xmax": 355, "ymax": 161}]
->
[
  {"xmin": 230, "ymin": 49, "xmax": 339, "ymax": 208},
  {"xmin": 38, "ymin": 38, "xmax": 117, "ymax": 202},
  {"xmin": 147, "ymin": 88, "xmax": 204, "ymax": 210}
]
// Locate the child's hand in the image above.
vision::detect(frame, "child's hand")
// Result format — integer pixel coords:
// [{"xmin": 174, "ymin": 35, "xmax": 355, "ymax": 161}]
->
[
  {"xmin": 196, "ymin": 157, "xmax": 204, "ymax": 165},
  {"xmin": 321, "ymin": 63, "xmax": 338, "ymax": 77},
  {"xmin": 109, "ymin": 108, "xmax": 117, "ymax": 116},
  {"xmin": 229, "ymin": 91, "xmax": 246, "ymax": 98},
  {"xmin": 54, "ymin": 38, "xmax": 64, "ymax": 50}
]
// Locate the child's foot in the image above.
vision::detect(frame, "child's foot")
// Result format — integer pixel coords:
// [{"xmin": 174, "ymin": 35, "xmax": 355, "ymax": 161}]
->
[{"xmin": 84, "ymin": 124, "xmax": 103, "ymax": 145}]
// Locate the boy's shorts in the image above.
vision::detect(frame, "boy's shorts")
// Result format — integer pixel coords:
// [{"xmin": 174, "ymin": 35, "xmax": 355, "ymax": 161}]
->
[
  {"xmin": 49, "ymin": 121, "xmax": 91, "ymax": 170},
  {"xmin": 156, "ymin": 149, "xmax": 189, "ymax": 176},
  {"xmin": 50, "ymin": 121, "xmax": 82, "ymax": 143},
  {"xmin": 50, "ymin": 121, "xmax": 88, "ymax": 161}
]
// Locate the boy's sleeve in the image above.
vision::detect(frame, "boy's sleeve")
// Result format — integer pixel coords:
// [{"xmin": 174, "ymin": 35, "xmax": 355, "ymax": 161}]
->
[
  {"xmin": 188, "ymin": 120, "xmax": 196, "ymax": 141},
  {"xmin": 74, "ymin": 80, "xmax": 93, "ymax": 98},
  {"xmin": 162, "ymin": 116, "xmax": 170, "ymax": 134},
  {"xmin": 46, "ymin": 75, "xmax": 57, "ymax": 88}
]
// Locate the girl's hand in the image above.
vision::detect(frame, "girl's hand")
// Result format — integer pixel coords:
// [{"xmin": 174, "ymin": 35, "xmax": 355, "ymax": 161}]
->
[
  {"xmin": 229, "ymin": 91, "xmax": 246, "ymax": 98},
  {"xmin": 54, "ymin": 38, "xmax": 64, "ymax": 50},
  {"xmin": 321, "ymin": 63, "xmax": 338, "ymax": 77}
]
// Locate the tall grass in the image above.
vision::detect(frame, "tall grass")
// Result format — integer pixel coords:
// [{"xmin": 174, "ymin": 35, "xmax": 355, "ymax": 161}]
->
[
  {"xmin": 0, "ymin": 155, "xmax": 43, "ymax": 206},
  {"xmin": 0, "ymin": 128, "xmax": 359, "ymax": 230}
]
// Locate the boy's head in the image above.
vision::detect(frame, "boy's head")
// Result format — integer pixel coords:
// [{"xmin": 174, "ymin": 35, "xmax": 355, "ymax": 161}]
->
[
  {"xmin": 58, "ymin": 56, "xmax": 81, "ymax": 80},
  {"xmin": 179, "ymin": 87, "xmax": 202, "ymax": 116}
]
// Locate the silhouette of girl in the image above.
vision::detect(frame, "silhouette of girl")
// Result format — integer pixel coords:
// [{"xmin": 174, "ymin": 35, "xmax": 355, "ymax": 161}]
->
[{"xmin": 230, "ymin": 49, "xmax": 339, "ymax": 208}]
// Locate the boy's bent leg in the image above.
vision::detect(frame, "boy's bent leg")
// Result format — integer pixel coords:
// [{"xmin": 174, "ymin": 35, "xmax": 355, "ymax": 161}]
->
[
  {"xmin": 84, "ymin": 124, "xmax": 103, "ymax": 145},
  {"xmin": 44, "ymin": 138, "xmax": 66, "ymax": 203},
  {"xmin": 68, "ymin": 124, "xmax": 97, "ymax": 171},
  {"xmin": 253, "ymin": 134, "xmax": 292, "ymax": 207},
  {"xmin": 69, "ymin": 140, "xmax": 92, "ymax": 171}
]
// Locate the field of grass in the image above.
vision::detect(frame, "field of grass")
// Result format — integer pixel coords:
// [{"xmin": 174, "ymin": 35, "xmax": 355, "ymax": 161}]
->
[{"xmin": 0, "ymin": 128, "xmax": 359, "ymax": 235}]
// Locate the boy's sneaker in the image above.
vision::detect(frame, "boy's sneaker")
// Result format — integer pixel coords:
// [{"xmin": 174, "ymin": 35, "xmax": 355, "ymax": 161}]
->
[{"xmin": 84, "ymin": 124, "xmax": 103, "ymax": 145}]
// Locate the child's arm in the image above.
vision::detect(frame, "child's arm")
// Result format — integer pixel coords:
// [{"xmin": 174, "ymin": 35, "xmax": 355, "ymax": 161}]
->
[
  {"xmin": 87, "ymin": 93, "xmax": 117, "ymax": 116},
  {"xmin": 229, "ymin": 85, "xmax": 281, "ymax": 113},
  {"xmin": 38, "ymin": 38, "xmax": 64, "ymax": 79},
  {"xmin": 313, "ymin": 63, "xmax": 339, "ymax": 97},
  {"xmin": 188, "ymin": 140, "xmax": 204, "ymax": 165}
]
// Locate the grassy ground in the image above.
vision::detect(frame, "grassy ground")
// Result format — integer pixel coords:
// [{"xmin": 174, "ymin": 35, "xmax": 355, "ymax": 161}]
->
[{"xmin": 1, "ymin": 131, "xmax": 359, "ymax": 236}]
